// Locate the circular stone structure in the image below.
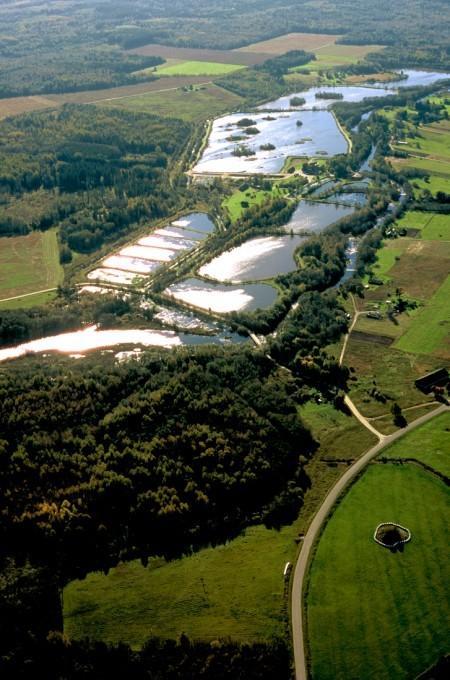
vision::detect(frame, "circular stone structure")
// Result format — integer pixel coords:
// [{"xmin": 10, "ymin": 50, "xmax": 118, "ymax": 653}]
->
[{"xmin": 374, "ymin": 522, "xmax": 411, "ymax": 549}]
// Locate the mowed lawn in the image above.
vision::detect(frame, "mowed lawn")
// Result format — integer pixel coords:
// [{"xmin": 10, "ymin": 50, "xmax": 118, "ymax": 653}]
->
[
  {"xmin": 0, "ymin": 229, "xmax": 62, "ymax": 301},
  {"xmin": 307, "ymin": 464, "xmax": 450, "ymax": 680},
  {"xmin": 101, "ymin": 84, "xmax": 243, "ymax": 122},
  {"xmin": 158, "ymin": 60, "xmax": 244, "ymax": 76},
  {"xmin": 383, "ymin": 411, "xmax": 450, "ymax": 477},
  {"xmin": 395, "ymin": 275, "xmax": 450, "ymax": 357}
]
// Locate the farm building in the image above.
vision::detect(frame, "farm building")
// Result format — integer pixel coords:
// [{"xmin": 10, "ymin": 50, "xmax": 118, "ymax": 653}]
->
[{"xmin": 415, "ymin": 368, "xmax": 449, "ymax": 394}]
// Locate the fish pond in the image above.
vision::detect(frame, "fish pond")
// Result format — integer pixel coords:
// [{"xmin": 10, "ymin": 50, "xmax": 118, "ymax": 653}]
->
[
  {"xmin": 193, "ymin": 110, "xmax": 348, "ymax": 175},
  {"xmin": 199, "ymin": 235, "xmax": 305, "ymax": 282},
  {"xmin": 165, "ymin": 277, "xmax": 278, "ymax": 313}
]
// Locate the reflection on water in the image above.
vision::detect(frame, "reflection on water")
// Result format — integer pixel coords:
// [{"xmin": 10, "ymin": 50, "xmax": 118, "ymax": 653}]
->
[
  {"xmin": 194, "ymin": 110, "xmax": 348, "ymax": 175},
  {"xmin": 165, "ymin": 277, "xmax": 278, "ymax": 313},
  {"xmin": 284, "ymin": 201, "xmax": 354, "ymax": 234},
  {"xmin": 373, "ymin": 69, "xmax": 450, "ymax": 90},
  {"xmin": 199, "ymin": 235, "xmax": 305, "ymax": 282},
  {"xmin": 259, "ymin": 85, "xmax": 392, "ymax": 111}
]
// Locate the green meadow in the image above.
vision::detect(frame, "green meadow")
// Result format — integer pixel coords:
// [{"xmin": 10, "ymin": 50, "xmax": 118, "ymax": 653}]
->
[{"xmin": 307, "ymin": 463, "xmax": 450, "ymax": 680}]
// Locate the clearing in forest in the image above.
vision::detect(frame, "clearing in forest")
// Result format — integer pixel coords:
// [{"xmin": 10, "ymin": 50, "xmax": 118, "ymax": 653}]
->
[{"xmin": 0, "ymin": 229, "xmax": 62, "ymax": 302}]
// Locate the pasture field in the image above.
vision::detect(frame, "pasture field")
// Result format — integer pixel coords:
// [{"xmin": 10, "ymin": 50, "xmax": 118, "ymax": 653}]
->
[
  {"xmin": 128, "ymin": 43, "xmax": 267, "ymax": 66},
  {"xmin": 0, "ymin": 229, "xmax": 63, "ymax": 302},
  {"xmin": 392, "ymin": 156, "xmax": 450, "ymax": 183},
  {"xmin": 396, "ymin": 122, "xmax": 450, "ymax": 163},
  {"xmin": 307, "ymin": 463, "xmax": 450, "ymax": 680},
  {"xmin": 63, "ymin": 404, "xmax": 375, "ymax": 648},
  {"xmin": 395, "ymin": 211, "xmax": 450, "ymax": 240},
  {"xmin": 382, "ymin": 411, "xmax": 450, "ymax": 477},
  {"xmin": 223, "ymin": 185, "xmax": 289, "ymax": 221},
  {"xmin": 100, "ymin": 83, "xmax": 243, "ymax": 121},
  {"xmin": 0, "ymin": 290, "xmax": 57, "ymax": 310},
  {"xmin": 365, "ymin": 238, "xmax": 450, "ymax": 302},
  {"xmin": 362, "ymin": 238, "xmax": 407, "ymax": 284},
  {"xmin": 392, "ymin": 109, "xmax": 450, "ymax": 196},
  {"xmin": 411, "ymin": 174, "xmax": 450, "ymax": 196},
  {"xmin": 157, "ymin": 60, "xmax": 244, "ymax": 76},
  {"xmin": 345, "ymin": 336, "xmax": 441, "ymax": 416},
  {"xmin": 395, "ymin": 275, "xmax": 450, "ymax": 358}
]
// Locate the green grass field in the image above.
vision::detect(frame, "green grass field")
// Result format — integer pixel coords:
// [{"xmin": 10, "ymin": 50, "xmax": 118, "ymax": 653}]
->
[
  {"xmin": 101, "ymin": 84, "xmax": 243, "ymax": 122},
  {"xmin": 158, "ymin": 60, "xmax": 244, "ymax": 76},
  {"xmin": 395, "ymin": 211, "xmax": 449, "ymax": 241},
  {"xmin": 63, "ymin": 404, "xmax": 376, "ymax": 648},
  {"xmin": 397, "ymin": 120, "xmax": 450, "ymax": 163},
  {"xmin": 307, "ymin": 463, "xmax": 450, "ymax": 680},
  {"xmin": 383, "ymin": 411, "xmax": 450, "ymax": 477},
  {"xmin": 223, "ymin": 185, "xmax": 288, "ymax": 221},
  {"xmin": 412, "ymin": 174, "xmax": 450, "ymax": 196},
  {"xmin": 395, "ymin": 275, "xmax": 450, "ymax": 357},
  {"xmin": 0, "ymin": 229, "xmax": 62, "ymax": 303}
]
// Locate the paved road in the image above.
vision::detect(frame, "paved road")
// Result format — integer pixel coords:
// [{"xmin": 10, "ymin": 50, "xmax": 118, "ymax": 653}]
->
[{"xmin": 291, "ymin": 403, "xmax": 449, "ymax": 680}]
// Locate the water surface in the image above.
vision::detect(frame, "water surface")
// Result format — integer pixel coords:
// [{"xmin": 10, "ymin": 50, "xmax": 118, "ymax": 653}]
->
[
  {"xmin": 284, "ymin": 201, "xmax": 354, "ymax": 234},
  {"xmin": 199, "ymin": 235, "xmax": 305, "ymax": 282},
  {"xmin": 194, "ymin": 110, "xmax": 348, "ymax": 175},
  {"xmin": 165, "ymin": 277, "xmax": 278, "ymax": 313}
]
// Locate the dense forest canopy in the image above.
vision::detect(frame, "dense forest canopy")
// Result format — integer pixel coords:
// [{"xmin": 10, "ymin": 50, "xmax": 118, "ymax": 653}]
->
[
  {"xmin": 0, "ymin": 1, "xmax": 449, "ymax": 95},
  {"xmin": 0, "ymin": 348, "xmax": 315, "ymax": 580},
  {"xmin": 0, "ymin": 105, "xmax": 191, "ymax": 253}
]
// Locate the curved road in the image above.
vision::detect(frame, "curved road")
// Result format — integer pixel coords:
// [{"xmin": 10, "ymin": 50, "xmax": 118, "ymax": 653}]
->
[
  {"xmin": 291, "ymin": 402, "xmax": 449, "ymax": 680},
  {"xmin": 291, "ymin": 291, "xmax": 449, "ymax": 679}
]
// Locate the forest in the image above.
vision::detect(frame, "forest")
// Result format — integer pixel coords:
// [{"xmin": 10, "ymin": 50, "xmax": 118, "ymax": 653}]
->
[
  {"xmin": 0, "ymin": 347, "xmax": 319, "ymax": 674},
  {"xmin": 0, "ymin": 106, "xmax": 191, "ymax": 254},
  {"xmin": 0, "ymin": 1, "xmax": 449, "ymax": 97}
]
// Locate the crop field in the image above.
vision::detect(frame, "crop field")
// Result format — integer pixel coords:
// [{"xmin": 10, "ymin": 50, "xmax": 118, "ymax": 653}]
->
[
  {"xmin": 362, "ymin": 238, "xmax": 450, "ymax": 305},
  {"xmin": 383, "ymin": 411, "xmax": 450, "ymax": 477},
  {"xmin": 307, "ymin": 463, "xmax": 450, "ymax": 680},
  {"xmin": 63, "ymin": 404, "xmax": 375, "ymax": 648},
  {"xmin": 293, "ymin": 43, "xmax": 384, "ymax": 73},
  {"xmin": 395, "ymin": 275, "xmax": 450, "ymax": 358},
  {"xmin": 157, "ymin": 60, "xmax": 244, "ymax": 76},
  {"xmin": 0, "ymin": 229, "xmax": 62, "ymax": 303},
  {"xmin": 100, "ymin": 83, "xmax": 244, "ymax": 121},
  {"xmin": 128, "ymin": 43, "xmax": 268, "ymax": 66},
  {"xmin": 235, "ymin": 32, "xmax": 342, "ymax": 54},
  {"xmin": 0, "ymin": 94, "xmax": 55, "ymax": 119},
  {"xmin": 0, "ymin": 77, "xmax": 215, "ymax": 119}
]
